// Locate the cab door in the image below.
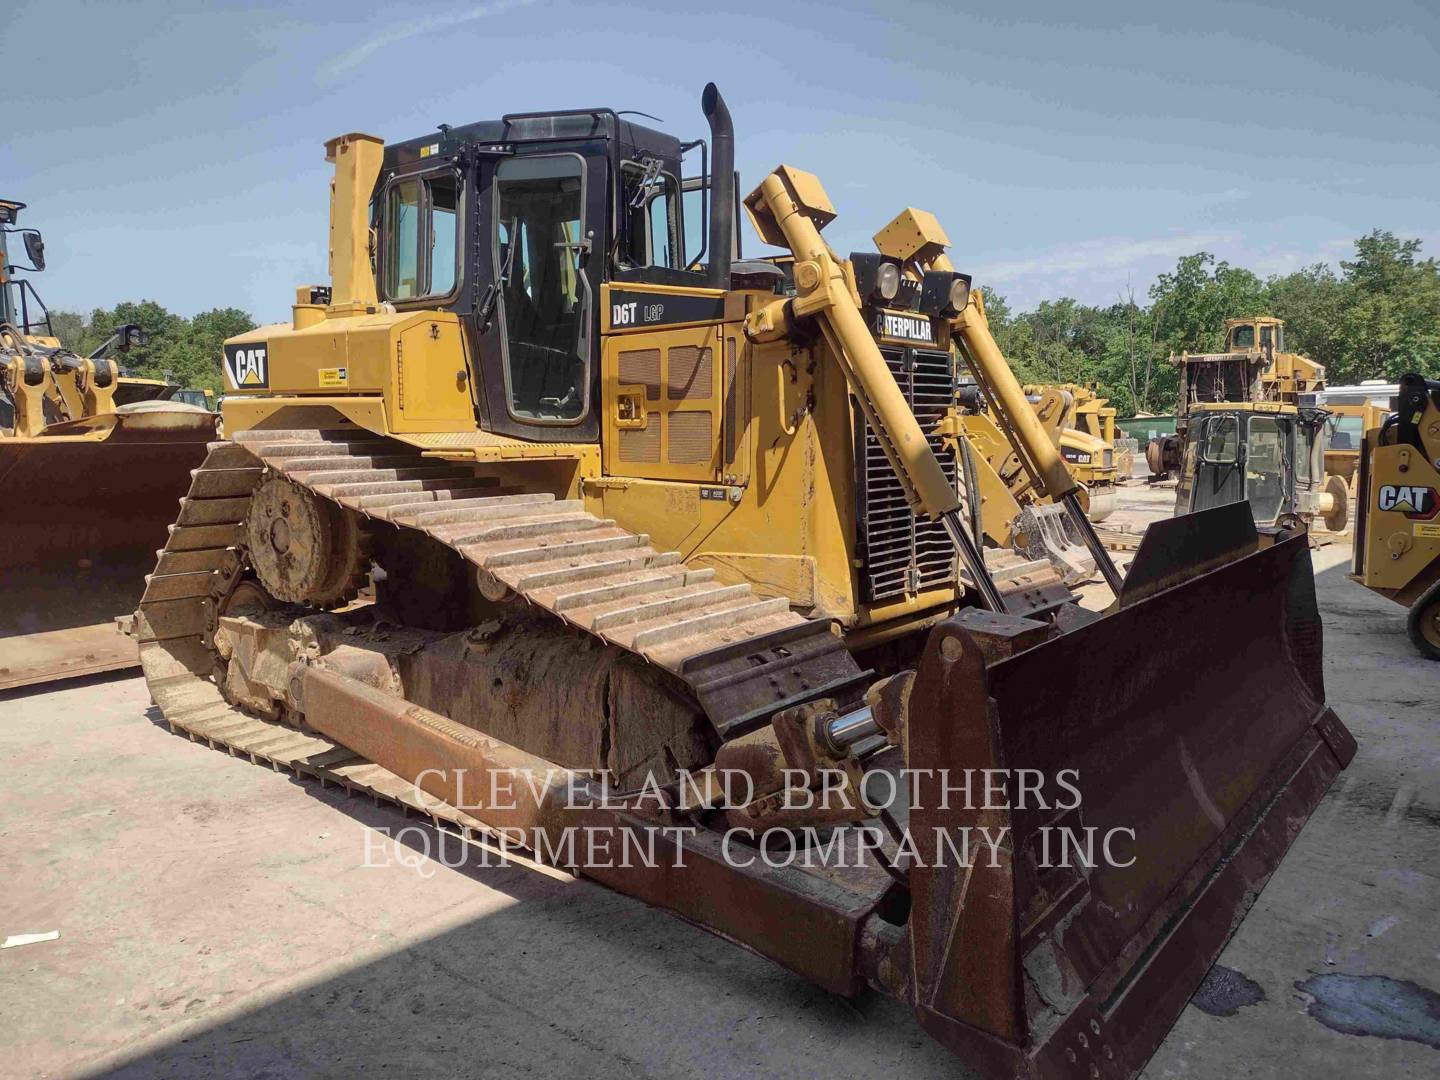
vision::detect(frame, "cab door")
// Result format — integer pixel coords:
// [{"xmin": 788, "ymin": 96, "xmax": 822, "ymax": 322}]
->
[
  {"xmin": 601, "ymin": 284, "xmax": 738, "ymax": 483},
  {"xmin": 1190, "ymin": 413, "xmax": 1246, "ymax": 513}
]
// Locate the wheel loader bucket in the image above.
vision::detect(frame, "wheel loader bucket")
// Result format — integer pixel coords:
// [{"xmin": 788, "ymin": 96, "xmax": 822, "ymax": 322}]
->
[
  {"xmin": 0, "ymin": 405, "xmax": 216, "ymax": 689},
  {"xmin": 901, "ymin": 503, "xmax": 1354, "ymax": 1078}
]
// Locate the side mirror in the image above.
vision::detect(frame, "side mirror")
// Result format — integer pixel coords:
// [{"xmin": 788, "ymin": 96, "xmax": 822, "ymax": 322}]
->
[
  {"xmin": 118, "ymin": 323, "xmax": 149, "ymax": 352},
  {"xmin": 22, "ymin": 230, "xmax": 45, "ymax": 272}
]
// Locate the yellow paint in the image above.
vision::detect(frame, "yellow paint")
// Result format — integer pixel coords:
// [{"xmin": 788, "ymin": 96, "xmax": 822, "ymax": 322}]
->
[
  {"xmin": 214, "ymin": 142, "xmax": 1098, "ymax": 642},
  {"xmin": 1356, "ymin": 415, "xmax": 1440, "ymax": 607}
]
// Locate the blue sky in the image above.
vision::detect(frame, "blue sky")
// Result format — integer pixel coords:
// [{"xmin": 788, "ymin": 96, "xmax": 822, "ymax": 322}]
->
[{"xmin": 5, "ymin": 0, "xmax": 1437, "ymax": 323}]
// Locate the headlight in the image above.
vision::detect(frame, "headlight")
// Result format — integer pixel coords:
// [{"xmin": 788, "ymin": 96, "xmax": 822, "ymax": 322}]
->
[
  {"xmin": 848, "ymin": 252, "xmax": 906, "ymax": 306},
  {"xmin": 919, "ymin": 270, "xmax": 973, "ymax": 318},
  {"xmin": 948, "ymin": 276, "xmax": 969, "ymax": 313},
  {"xmin": 875, "ymin": 261, "xmax": 900, "ymax": 302}
]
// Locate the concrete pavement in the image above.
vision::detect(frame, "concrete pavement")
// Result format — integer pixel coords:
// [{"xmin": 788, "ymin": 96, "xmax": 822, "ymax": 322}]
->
[{"xmin": 2, "ymin": 504, "xmax": 1436, "ymax": 1079}]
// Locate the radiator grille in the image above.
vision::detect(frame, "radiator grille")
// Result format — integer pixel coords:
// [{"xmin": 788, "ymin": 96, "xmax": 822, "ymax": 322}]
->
[{"xmin": 856, "ymin": 347, "xmax": 959, "ymax": 602}]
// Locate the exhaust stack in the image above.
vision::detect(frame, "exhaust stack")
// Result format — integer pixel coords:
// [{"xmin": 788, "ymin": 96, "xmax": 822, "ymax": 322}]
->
[
  {"xmin": 701, "ymin": 84, "xmax": 733, "ymax": 290},
  {"xmin": 323, "ymin": 132, "xmax": 385, "ymax": 315}
]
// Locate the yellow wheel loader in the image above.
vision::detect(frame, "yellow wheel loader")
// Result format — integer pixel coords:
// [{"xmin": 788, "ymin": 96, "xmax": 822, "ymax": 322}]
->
[
  {"xmin": 133, "ymin": 87, "xmax": 1353, "ymax": 1080},
  {"xmin": 0, "ymin": 199, "xmax": 217, "ymax": 689},
  {"xmin": 1352, "ymin": 374, "xmax": 1440, "ymax": 658}
]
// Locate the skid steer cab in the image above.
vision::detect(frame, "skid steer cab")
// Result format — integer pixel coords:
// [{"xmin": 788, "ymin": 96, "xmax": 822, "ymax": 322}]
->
[{"xmin": 1175, "ymin": 401, "xmax": 1340, "ymax": 532}]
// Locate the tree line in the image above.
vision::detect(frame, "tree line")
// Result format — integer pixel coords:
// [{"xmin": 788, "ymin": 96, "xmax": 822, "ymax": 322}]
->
[
  {"xmin": 48, "ymin": 229, "xmax": 1440, "ymax": 416},
  {"xmin": 980, "ymin": 229, "xmax": 1440, "ymax": 415},
  {"xmin": 49, "ymin": 301, "xmax": 255, "ymax": 395}
]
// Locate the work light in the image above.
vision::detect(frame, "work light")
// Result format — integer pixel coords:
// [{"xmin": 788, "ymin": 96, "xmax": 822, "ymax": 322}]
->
[
  {"xmin": 919, "ymin": 270, "xmax": 972, "ymax": 318},
  {"xmin": 850, "ymin": 253, "xmax": 904, "ymax": 305}
]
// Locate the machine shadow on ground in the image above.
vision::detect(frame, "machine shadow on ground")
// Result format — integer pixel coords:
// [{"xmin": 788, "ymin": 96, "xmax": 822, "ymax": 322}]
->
[
  {"xmin": 74, "ymin": 793, "xmax": 971, "ymax": 1080},
  {"xmin": 47, "ymin": 552, "xmax": 1440, "ymax": 1080}
]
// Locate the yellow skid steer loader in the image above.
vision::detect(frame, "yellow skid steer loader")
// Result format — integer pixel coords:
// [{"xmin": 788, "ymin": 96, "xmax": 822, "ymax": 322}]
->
[{"xmin": 1352, "ymin": 374, "xmax": 1440, "ymax": 657}]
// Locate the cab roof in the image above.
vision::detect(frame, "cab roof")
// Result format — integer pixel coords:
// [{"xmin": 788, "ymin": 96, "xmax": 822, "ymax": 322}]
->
[{"xmin": 382, "ymin": 109, "xmax": 684, "ymax": 174}]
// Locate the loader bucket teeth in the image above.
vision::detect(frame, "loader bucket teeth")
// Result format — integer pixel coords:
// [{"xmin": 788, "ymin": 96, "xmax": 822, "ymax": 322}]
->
[{"xmin": 902, "ymin": 529, "xmax": 1353, "ymax": 1078}]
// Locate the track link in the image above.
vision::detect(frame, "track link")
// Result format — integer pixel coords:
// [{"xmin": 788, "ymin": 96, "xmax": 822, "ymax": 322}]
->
[{"xmin": 136, "ymin": 431, "xmax": 847, "ymax": 804}]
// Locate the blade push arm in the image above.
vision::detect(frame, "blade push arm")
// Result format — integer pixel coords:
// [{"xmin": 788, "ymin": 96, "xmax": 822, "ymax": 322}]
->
[
  {"xmin": 933, "ymin": 269, "xmax": 1124, "ymax": 592},
  {"xmin": 742, "ymin": 167, "xmax": 1006, "ymax": 612},
  {"xmin": 943, "ymin": 276, "xmax": 1124, "ymax": 593}
]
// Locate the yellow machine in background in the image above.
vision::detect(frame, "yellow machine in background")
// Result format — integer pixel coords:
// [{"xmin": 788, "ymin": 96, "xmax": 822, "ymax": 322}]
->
[
  {"xmin": 1149, "ymin": 315, "xmax": 1348, "ymax": 531},
  {"xmin": 1022, "ymin": 383, "xmax": 1118, "ymax": 520},
  {"xmin": 1060, "ymin": 381, "xmax": 1137, "ymax": 479},
  {"xmin": 1325, "ymin": 401, "xmax": 1387, "ymax": 493},
  {"xmin": 0, "ymin": 198, "xmax": 216, "ymax": 688},
  {"xmin": 1148, "ymin": 316, "xmax": 1326, "ymax": 477},
  {"xmin": 1352, "ymin": 374, "xmax": 1440, "ymax": 658},
  {"xmin": 131, "ymin": 86, "xmax": 1352, "ymax": 1079}
]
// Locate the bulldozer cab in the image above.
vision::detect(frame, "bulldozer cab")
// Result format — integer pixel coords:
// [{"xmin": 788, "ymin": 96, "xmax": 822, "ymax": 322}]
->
[
  {"xmin": 1225, "ymin": 316, "xmax": 1284, "ymax": 354},
  {"xmin": 1176, "ymin": 403, "xmax": 1326, "ymax": 526},
  {"xmin": 369, "ymin": 109, "xmax": 732, "ymax": 445}
]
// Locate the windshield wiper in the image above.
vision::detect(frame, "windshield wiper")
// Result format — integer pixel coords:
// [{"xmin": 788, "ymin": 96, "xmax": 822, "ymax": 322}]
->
[{"xmin": 477, "ymin": 220, "xmax": 520, "ymax": 331}]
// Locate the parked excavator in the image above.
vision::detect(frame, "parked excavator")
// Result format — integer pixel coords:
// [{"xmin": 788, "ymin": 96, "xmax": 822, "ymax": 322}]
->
[
  {"xmin": 1352, "ymin": 373, "xmax": 1440, "ymax": 658},
  {"xmin": 0, "ymin": 199, "xmax": 216, "ymax": 689},
  {"xmin": 133, "ymin": 87, "xmax": 1353, "ymax": 1080}
]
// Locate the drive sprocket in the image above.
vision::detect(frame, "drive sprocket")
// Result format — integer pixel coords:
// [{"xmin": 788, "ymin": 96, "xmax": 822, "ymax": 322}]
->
[{"xmin": 244, "ymin": 475, "xmax": 369, "ymax": 607}]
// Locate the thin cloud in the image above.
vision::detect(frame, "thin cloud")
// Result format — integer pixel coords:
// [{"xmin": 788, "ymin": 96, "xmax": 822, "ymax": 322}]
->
[
  {"xmin": 319, "ymin": 0, "xmax": 536, "ymax": 84},
  {"xmin": 982, "ymin": 233, "xmax": 1237, "ymax": 283}
]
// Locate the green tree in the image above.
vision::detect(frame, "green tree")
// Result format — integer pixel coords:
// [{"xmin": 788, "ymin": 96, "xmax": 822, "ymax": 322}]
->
[
  {"xmin": 1267, "ymin": 263, "xmax": 1348, "ymax": 377},
  {"xmin": 41, "ymin": 301, "xmax": 254, "ymax": 394},
  {"xmin": 1334, "ymin": 230, "xmax": 1440, "ymax": 380}
]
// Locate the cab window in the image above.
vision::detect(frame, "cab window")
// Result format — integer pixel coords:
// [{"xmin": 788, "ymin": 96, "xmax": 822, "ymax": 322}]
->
[
  {"xmin": 1201, "ymin": 415, "xmax": 1239, "ymax": 463},
  {"xmin": 1329, "ymin": 414, "xmax": 1364, "ymax": 450},
  {"xmin": 1229, "ymin": 324, "xmax": 1256, "ymax": 350},
  {"xmin": 619, "ymin": 160, "xmax": 680, "ymax": 270},
  {"xmin": 495, "ymin": 154, "xmax": 589, "ymax": 423},
  {"xmin": 1246, "ymin": 416, "xmax": 1287, "ymax": 524},
  {"xmin": 382, "ymin": 171, "xmax": 460, "ymax": 302},
  {"xmin": 1260, "ymin": 325, "xmax": 1274, "ymax": 350}
]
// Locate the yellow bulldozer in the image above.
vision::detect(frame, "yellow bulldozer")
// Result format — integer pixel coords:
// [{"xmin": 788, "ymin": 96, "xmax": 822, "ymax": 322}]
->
[
  {"xmin": 133, "ymin": 87, "xmax": 1353, "ymax": 1079},
  {"xmin": 1150, "ymin": 317, "xmax": 1348, "ymax": 532},
  {"xmin": 1352, "ymin": 374, "xmax": 1440, "ymax": 658},
  {"xmin": 0, "ymin": 199, "xmax": 216, "ymax": 689},
  {"xmin": 1146, "ymin": 316, "xmax": 1326, "ymax": 478}
]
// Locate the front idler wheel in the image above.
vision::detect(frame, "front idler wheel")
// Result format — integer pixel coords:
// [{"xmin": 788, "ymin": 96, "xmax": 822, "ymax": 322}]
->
[{"xmin": 244, "ymin": 475, "xmax": 369, "ymax": 608}]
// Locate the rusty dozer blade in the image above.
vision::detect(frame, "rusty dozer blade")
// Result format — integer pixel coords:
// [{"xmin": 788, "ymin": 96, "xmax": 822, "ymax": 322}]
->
[
  {"xmin": 899, "ymin": 504, "xmax": 1355, "ymax": 1078},
  {"xmin": 0, "ymin": 406, "xmax": 217, "ymax": 689}
]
